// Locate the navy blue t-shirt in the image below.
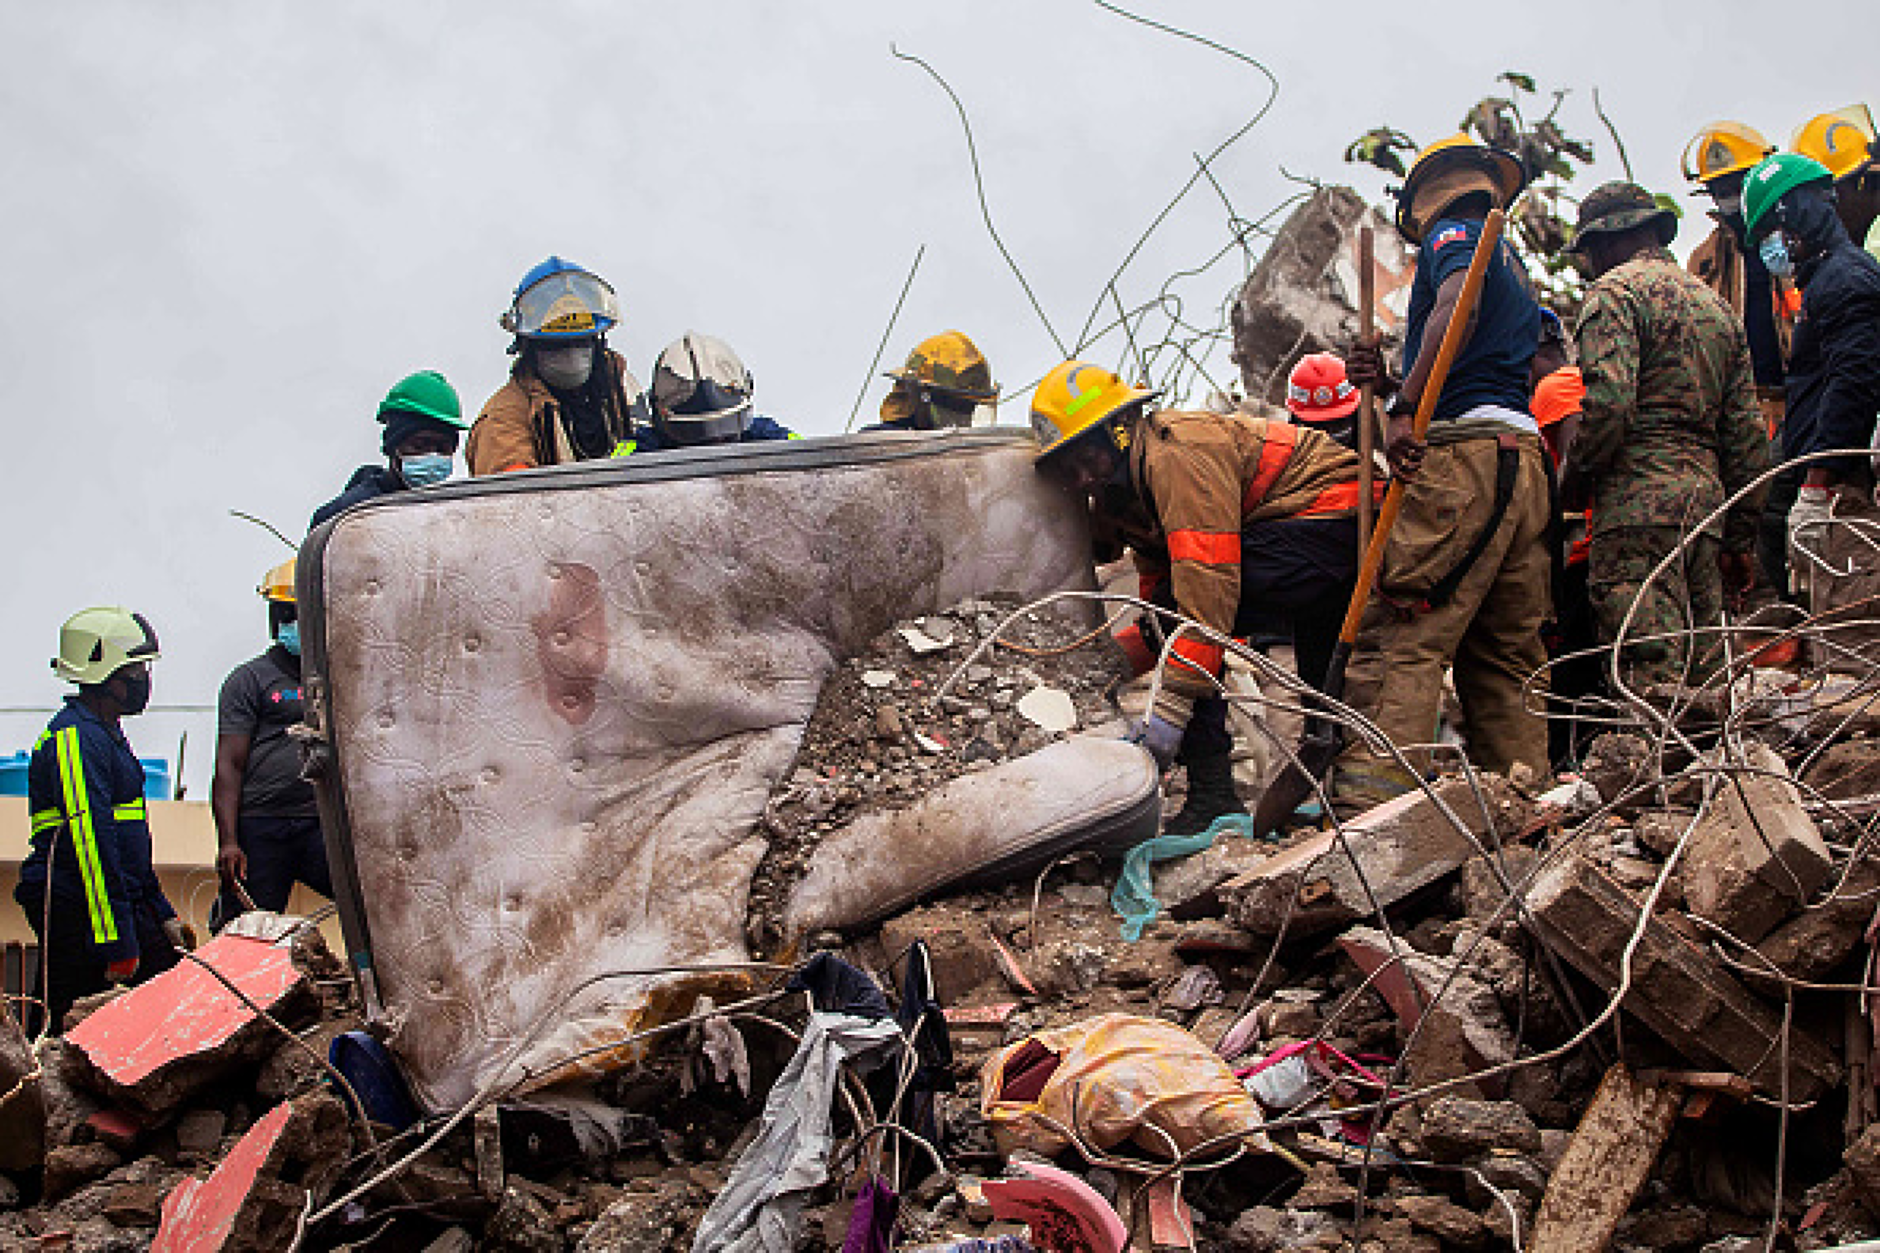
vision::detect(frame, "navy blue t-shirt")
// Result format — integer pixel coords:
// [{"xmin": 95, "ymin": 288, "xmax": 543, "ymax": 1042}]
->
[{"xmin": 1401, "ymin": 216, "xmax": 1542, "ymax": 422}]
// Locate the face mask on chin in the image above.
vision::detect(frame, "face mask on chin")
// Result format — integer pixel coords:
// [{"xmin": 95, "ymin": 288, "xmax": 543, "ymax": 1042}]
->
[{"xmin": 536, "ymin": 342, "xmax": 595, "ymax": 390}]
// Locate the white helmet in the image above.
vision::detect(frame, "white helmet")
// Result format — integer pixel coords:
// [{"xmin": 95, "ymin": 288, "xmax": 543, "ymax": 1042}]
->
[
  {"xmin": 649, "ymin": 332, "xmax": 754, "ymax": 445},
  {"xmin": 53, "ymin": 607, "xmax": 160, "ymax": 685}
]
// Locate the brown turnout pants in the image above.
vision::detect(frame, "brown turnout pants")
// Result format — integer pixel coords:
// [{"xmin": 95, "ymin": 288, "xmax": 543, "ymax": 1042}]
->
[{"xmin": 1335, "ymin": 434, "xmax": 1553, "ymax": 803}]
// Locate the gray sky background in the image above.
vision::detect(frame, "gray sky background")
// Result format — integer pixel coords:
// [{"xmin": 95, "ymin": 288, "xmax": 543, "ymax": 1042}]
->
[{"xmin": 2, "ymin": 0, "xmax": 1870, "ymax": 793}]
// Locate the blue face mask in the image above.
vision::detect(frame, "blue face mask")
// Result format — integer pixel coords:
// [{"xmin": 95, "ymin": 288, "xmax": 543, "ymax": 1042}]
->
[
  {"xmin": 276, "ymin": 622, "xmax": 301, "ymax": 656},
  {"xmin": 400, "ymin": 453, "xmax": 453, "ymax": 488},
  {"xmin": 1758, "ymin": 232, "xmax": 1794, "ymax": 279}
]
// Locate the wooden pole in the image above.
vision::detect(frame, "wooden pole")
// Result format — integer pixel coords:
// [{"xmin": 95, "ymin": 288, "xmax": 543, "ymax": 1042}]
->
[{"xmin": 1357, "ymin": 225, "xmax": 1377, "ymax": 559}]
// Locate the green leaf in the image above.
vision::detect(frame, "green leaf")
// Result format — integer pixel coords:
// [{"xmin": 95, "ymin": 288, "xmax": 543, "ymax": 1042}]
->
[{"xmin": 1499, "ymin": 71, "xmax": 1537, "ymax": 93}]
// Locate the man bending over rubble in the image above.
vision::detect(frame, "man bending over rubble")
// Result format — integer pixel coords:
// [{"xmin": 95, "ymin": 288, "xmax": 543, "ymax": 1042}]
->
[{"xmin": 1030, "ymin": 359, "xmax": 1371, "ymax": 834}]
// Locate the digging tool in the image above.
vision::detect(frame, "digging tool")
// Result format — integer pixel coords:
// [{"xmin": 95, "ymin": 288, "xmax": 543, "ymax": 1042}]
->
[
  {"xmin": 1249, "ymin": 209, "xmax": 1507, "ymax": 837},
  {"xmin": 1357, "ymin": 224, "xmax": 1377, "ymax": 557}
]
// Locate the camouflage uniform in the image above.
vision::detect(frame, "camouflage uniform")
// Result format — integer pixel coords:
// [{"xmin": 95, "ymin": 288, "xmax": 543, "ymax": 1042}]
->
[{"xmin": 1572, "ymin": 230, "xmax": 1768, "ymax": 685}]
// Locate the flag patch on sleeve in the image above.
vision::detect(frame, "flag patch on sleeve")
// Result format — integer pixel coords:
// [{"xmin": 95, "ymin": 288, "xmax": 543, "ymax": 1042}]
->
[{"xmin": 1432, "ymin": 225, "xmax": 1469, "ymax": 249}]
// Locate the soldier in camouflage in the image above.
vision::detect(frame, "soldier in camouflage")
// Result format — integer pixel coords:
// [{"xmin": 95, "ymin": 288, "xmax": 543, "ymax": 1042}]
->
[{"xmin": 1564, "ymin": 182, "xmax": 1768, "ymax": 686}]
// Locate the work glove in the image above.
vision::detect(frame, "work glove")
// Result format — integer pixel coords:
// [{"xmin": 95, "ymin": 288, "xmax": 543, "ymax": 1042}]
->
[
  {"xmin": 105, "ymin": 957, "xmax": 138, "ymax": 984},
  {"xmin": 1718, "ymin": 550, "xmax": 1756, "ymax": 608},
  {"xmin": 1788, "ymin": 486, "xmax": 1836, "ymax": 594},
  {"xmin": 1124, "ymin": 715, "xmax": 1186, "ymax": 771},
  {"xmin": 162, "ymin": 918, "xmax": 198, "ymax": 952}
]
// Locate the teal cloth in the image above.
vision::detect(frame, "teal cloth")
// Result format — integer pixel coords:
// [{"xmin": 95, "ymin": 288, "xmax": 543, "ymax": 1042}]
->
[{"xmin": 1111, "ymin": 813, "xmax": 1256, "ymax": 941}]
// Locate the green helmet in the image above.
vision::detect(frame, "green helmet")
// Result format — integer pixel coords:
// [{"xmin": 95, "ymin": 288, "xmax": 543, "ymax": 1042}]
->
[
  {"xmin": 377, "ymin": 370, "xmax": 467, "ymax": 430},
  {"xmin": 1743, "ymin": 152, "xmax": 1834, "ymax": 239}
]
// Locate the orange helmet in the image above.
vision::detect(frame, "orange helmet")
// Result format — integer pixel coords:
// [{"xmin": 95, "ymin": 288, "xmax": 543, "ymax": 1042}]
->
[
  {"xmin": 1285, "ymin": 354, "xmax": 1360, "ymax": 423},
  {"xmin": 1531, "ymin": 366, "xmax": 1585, "ymax": 429}
]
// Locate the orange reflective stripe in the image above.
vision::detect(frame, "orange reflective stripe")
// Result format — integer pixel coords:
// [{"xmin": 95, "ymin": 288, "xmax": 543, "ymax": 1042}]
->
[
  {"xmin": 1167, "ymin": 530, "xmax": 1242, "ymax": 564},
  {"xmin": 1240, "ymin": 422, "xmax": 1298, "ymax": 512},
  {"xmin": 1295, "ymin": 479, "xmax": 1387, "ymax": 517},
  {"xmin": 1168, "ymin": 636, "xmax": 1225, "ymax": 676}
]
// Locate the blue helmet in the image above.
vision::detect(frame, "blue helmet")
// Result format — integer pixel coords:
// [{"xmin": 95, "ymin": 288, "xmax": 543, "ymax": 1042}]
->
[{"xmin": 501, "ymin": 256, "xmax": 620, "ymax": 340}]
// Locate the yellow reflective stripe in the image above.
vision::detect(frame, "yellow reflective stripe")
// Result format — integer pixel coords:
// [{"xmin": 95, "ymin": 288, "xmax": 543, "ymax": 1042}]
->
[
  {"xmin": 54, "ymin": 726, "xmax": 117, "ymax": 944},
  {"xmin": 611, "ymin": 439, "xmax": 638, "ymax": 457},
  {"xmin": 785, "ymin": 432, "xmax": 802, "ymax": 440},
  {"xmin": 29, "ymin": 808, "xmax": 62, "ymax": 834},
  {"xmin": 112, "ymin": 799, "xmax": 146, "ymax": 821}
]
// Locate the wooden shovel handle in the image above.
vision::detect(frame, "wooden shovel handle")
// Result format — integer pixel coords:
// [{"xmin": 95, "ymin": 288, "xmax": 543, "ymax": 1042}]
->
[{"xmin": 1336, "ymin": 209, "xmax": 1506, "ymax": 648}]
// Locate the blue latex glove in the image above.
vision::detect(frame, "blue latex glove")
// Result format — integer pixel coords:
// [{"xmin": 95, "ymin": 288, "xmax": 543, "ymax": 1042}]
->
[{"xmin": 1124, "ymin": 715, "xmax": 1185, "ymax": 770}]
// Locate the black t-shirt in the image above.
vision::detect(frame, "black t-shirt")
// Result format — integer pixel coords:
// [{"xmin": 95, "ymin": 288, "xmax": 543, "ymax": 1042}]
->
[
  {"xmin": 1402, "ymin": 215, "xmax": 1541, "ymax": 421},
  {"xmin": 217, "ymin": 645, "xmax": 317, "ymax": 818}
]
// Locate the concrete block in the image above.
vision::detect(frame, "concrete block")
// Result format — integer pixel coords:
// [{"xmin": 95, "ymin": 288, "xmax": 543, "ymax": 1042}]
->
[
  {"xmin": 1225, "ymin": 776, "xmax": 1534, "ymax": 937},
  {"xmin": 1753, "ymin": 853, "xmax": 1880, "ymax": 983},
  {"xmin": 1528, "ymin": 1065, "xmax": 1682, "ymax": 1253},
  {"xmin": 0, "ymin": 1002, "xmax": 44, "ymax": 1172},
  {"xmin": 1337, "ymin": 926, "xmax": 1515, "ymax": 1100},
  {"xmin": 1152, "ymin": 837, "xmax": 1270, "ymax": 921},
  {"xmin": 152, "ymin": 1092, "xmax": 348, "ymax": 1253},
  {"xmin": 876, "ymin": 907, "xmax": 1001, "ymax": 1002},
  {"xmin": 1682, "ymin": 742, "xmax": 1830, "ymax": 944},
  {"xmin": 1522, "ymin": 851, "xmax": 1840, "ymax": 1101},
  {"xmin": 65, "ymin": 933, "xmax": 317, "ymax": 1119}
]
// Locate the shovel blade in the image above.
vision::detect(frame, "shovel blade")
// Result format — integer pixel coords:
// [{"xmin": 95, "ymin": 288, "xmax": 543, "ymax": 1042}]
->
[{"xmin": 1249, "ymin": 730, "xmax": 1343, "ymax": 839}]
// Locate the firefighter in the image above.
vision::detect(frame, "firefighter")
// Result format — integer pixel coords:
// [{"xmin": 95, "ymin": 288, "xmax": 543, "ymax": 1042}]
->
[
  {"xmin": 18, "ymin": 609, "xmax": 186, "ymax": 1033},
  {"xmin": 212, "ymin": 559, "xmax": 332, "ymax": 923},
  {"xmin": 1283, "ymin": 353, "xmax": 1365, "ymax": 452},
  {"xmin": 627, "ymin": 333, "xmax": 797, "ymax": 451},
  {"xmin": 466, "ymin": 257, "xmax": 645, "ymax": 474},
  {"xmin": 1791, "ymin": 105, "xmax": 1880, "ymax": 262},
  {"xmin": 1340, "ymin": 134, "xmax": 1553, "ymax": 803},
  {"xmin": 870, "ymin": 332, "xmax": 1000, "ymax": 431},
  {"xmin": 1030, "ymin": 359, "xmax": 1372, "ymax": 833}
]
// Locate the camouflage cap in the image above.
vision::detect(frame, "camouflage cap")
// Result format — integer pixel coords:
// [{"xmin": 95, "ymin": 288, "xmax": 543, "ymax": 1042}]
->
[
  {"xmin": 1569, "ymin": 181, "xmax": 1678, "ymax": 252},
  {"xmin": 886, "ymin": 330, "xmax": 999, "ymax": 403}
]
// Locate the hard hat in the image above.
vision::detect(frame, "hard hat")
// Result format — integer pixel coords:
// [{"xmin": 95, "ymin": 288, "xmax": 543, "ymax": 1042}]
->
[
  {"xmin": 500, "ymin": 257, "xmax": 619, "ymax": 340},
  {"xmin": 1394, "ymin": 133, "xmax": 1528, "ymax": 244},
  {"xmin": 1681, "ymin": 122, "xmax": 1777, "ymax": 185},
  {"xmin": 1285, "ymin": 353, "xmax": 1360, "ymax": 423},
  {"xmin": 650, "ymin": 332, "xmax": 755, "ymax": 443},
  {"xmin": 1530, "ymin": 366, "xmax": 1584, "ymax": 430},
  {"xmin": 52, "ymin": 607, "xmax": 160, "ymax": 686},
  {"xmin": 378, "ymin": 371, "xmax": 467, "ymax": 430},
  {"xmin": 1567, "ymin": 181, "xmax": 1679, "ymax": 253},
  {"xmin": 885, "ymin": 331, "xmax": 1000, "ymax": 405},
  {"xmin": 1744, "ymin": 153, "xmax": 1835, "ymax": 239},
  {"xmin": 1792, "ymin": 105, "xmax": 1878, "ymax": 182},
  {"xmin": 258, "ymin": 557, "xmax": 297, "ymax": 604},
  {"xmin": 1030, "ymin": 360, "xmax": 1156, "ymax": 465}
]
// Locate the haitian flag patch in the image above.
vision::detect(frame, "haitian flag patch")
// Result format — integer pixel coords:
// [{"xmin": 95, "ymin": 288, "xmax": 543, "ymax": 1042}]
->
[{"xmin": 1432, "ymin": 225, "xmax": 1469, "ymax": 250}]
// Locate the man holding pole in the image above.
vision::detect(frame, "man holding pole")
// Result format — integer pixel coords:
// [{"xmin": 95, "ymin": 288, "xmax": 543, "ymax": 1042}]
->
[{"xmin": 1339, "ymin": 135, "xmax": 1553, "ymax": 805}]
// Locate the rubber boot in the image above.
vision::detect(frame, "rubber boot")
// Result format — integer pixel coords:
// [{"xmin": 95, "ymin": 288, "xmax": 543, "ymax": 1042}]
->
[{"xmin": 1164, "ymin": 750, "xmax": 1245, "ymax": 836}]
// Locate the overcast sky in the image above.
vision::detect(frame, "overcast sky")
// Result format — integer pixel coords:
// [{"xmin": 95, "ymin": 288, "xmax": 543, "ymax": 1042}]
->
[{"xmin": 2, "ymin": 0, "xmax": 1869, "ymax": 791}]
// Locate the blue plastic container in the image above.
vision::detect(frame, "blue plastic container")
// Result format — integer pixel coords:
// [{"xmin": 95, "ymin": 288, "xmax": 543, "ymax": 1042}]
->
[{"xmin": 0, "ymin": 751, "xmax": 169, "ymax": 800}]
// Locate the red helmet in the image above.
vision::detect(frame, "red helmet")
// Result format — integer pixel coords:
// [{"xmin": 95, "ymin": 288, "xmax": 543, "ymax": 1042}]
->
[{"xmin": 1285, "ymin": 353, "xmax": 1360, "ymax": 423}]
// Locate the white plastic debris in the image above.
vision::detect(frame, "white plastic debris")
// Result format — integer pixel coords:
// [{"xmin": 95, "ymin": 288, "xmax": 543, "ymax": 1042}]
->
[
  {"xmin": 1536, "ymin": 777, "xmax": 1601, "ymax": 818},
  {"xmin": 861, "ymin": 669, "xmax": 897, "ymax": 689},
  {"xmin": 897, "ymin": 625, "xmax": 952, "ymax": 655},
  {"xmin": 1016, "ymin": 685, "xmax": 1077, "ymax": 734},
  {"xmin": 913, "ymin": 731, "xmax": 948, "ymax": 754}
]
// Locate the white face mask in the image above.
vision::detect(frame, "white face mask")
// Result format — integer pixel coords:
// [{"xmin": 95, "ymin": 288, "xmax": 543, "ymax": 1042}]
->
[{"xmin": 535, "ymin": 342, "xmax": 595, "ymax": 390}]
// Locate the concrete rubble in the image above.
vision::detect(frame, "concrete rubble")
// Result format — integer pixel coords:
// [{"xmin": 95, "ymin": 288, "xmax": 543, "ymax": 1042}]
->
[{"xmin": 12, "ymin": 607, "xmax": 1880, "ymax": 1252}]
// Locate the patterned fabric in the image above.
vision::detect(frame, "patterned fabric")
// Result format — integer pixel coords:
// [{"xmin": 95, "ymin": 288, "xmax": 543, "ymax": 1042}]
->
[
  {"xmin": 1588, "ymin": 525, "xmax": 1723, "ymax": 685},
  {"xmin": 1571, "ymin": 247, "xmax": 1768, "ymax": 551}
]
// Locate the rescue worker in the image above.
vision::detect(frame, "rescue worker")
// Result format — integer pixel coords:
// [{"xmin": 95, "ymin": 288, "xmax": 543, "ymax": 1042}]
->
[
  {"xmin": 211, "ymin": 559, "xmax": 331, "ymax": 922},
  {"xmin": 1340, "ymin": 134, "xmax": 1553, "ymax": 802},
  {"xmin": 870, "ymin": 332, "xmax": 1000, "ymax": 430},
  {"xmin": 1562, "ymin": 183, "xmax": 1767, "ymax": 686},
  {"xmin": 18, "ymin": 609, "xmax": 185, "ymax": 1033},
  {"xmin": 1531, "ymin": 364, "xmax": 1599, "ymax": 764},
  {"xmin": 1792, "ymin": 105, "xmax": 1880, "ymax": 263},
  {"xmin": 1743, "ymin": 154, "xmax": 1880, "ymax": 593},
  {"xmin": 1283, "ymin": 353, "xmax": 1363, "ymax": 452},
  {"xmin": 1029, "ymin": 360, "xmax": 1371, "ymax": 833},
  {"xmin": 1680, "ymin": 123, "xmax": 1795, "ymax": 594},
  {"xmin": 628, "ymin": 333, "xmax": 796, "ymax": 451},
  {"xmin": 311, "ymin": 371, "xmax": 468, "ymax": 528},
  {"xmin": 466, "ymin": 258, "xmax": 644, "ymax": 474}
]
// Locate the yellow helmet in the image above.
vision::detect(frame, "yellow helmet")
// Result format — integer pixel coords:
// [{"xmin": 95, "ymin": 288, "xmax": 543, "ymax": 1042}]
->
[
  {"xmin": 258, "ymin": 557, "xmax": 297, "ymax": 604},
  {"xmin": 1681, "ymin": 122, "xmax": 1776, "ymax": 185},
  {"xmin": 1030, "ymin": 360, "xmax": 1154, "ymax": 464},
  {"xmin": 1792, "ymin": 105, "xmax": 1877, "ymax": 182},
  {"xmin": 1395, "ymin": 133, "xmax": 1527, "ymax": 244},
  {"xmin": 887, "ymin": 331, "xmax": 999, "ymax": 404}
]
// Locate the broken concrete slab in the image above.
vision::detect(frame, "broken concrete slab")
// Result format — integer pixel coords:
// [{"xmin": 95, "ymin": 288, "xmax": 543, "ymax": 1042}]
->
[
  {"xmin": 65, "ymin": 932, "xmax": 317, "ymax": 1119},
  {"xmin": 1802, "ymin": 739, "xmax": 1880, "ymax": 804},
  {"xmin": 1337, "ymin": 926, "xmax": 1515, "ymax": 1099},
  {"xmin": 1528, "ymin": 1065, "xmax": 1682, "ymax": 1253},
  {"xmin": 1683, "ymin": 742, "xmax": 1831, "ymax": 944},
  {"xmin": 151, "ymin": 1092, "xmax": 347, "ymax": 1253},
  {"xmin": 1225, "ymin": 776, "xmax": 1534, "ymax": 937},
  {"xmin": 877, "ymin": 907, "xmax": 1002, "ymax": 1002},
  {"xmin": 1752, "ymin": 853, "xmax": 1880, "ymax": 984},
  {"xmin": 1416, "ymin": 1096, "xmax": 1541, "ymax": 1162},
  {"xmin": 1521, "ymin": 850, "xmax": 1840, "ymax": 1102},
  {"xmin": 1152, "ymin": 837, "xmax": 1270, "ymax": 922},
  {"xmin": 0, "ymin": 998, "xmax": 45, "ymax": 1172}
]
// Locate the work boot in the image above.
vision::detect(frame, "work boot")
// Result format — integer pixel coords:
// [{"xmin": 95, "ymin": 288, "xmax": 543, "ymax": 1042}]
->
[{"xmin": 1164, "ymin": 751, "xmax": 1246, "ymax": 836}]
